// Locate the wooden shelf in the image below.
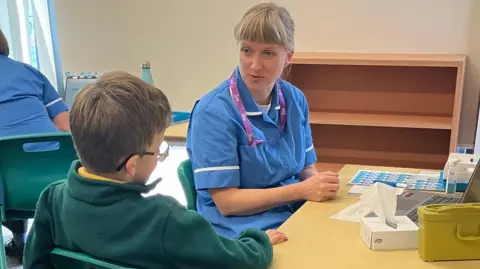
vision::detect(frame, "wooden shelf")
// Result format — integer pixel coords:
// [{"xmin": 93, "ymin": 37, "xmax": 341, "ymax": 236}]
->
[
  {"xmin": 315, "ymin": 162, "xmax": 345, "ymax": 173},
  {"xmin": 291, "ymin": 52, "xmax": 466, "ymax": 67},
  {"xmin": 309, "ymin": 112, "xmax": 452, "ymax": 130},
  {"xmin": 287, "ymin": 52, "xmax": 465, "ymax": 168}
]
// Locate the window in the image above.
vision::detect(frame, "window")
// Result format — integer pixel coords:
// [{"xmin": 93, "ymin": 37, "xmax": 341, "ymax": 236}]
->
[
  {"xmin": 0, "ymin": 0, "xmax": 63, "ymax": 94},
  {"xmin": 27, "ymin": 0, "xmax": 39, "ymax": 70}
]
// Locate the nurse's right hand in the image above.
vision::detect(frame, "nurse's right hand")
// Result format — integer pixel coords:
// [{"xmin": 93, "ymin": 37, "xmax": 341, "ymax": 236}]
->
[{"xmin": 301, "ymin": 172, "xmax": 340, "ymax": 202}]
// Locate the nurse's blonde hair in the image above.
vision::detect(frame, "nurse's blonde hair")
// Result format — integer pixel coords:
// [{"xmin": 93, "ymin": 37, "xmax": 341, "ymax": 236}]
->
[{"xmin": 234, "ymin": 2, "xmax": 295, "ymax": 52}]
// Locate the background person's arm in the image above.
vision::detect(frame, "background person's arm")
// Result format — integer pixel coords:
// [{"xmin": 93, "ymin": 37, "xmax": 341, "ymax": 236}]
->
[
  {"xmin": 36, "ymin": 68, "xmax": 70, "ymax": 132},
  {"xmin": 52, "ymin": 111, "xmax": 70, "ymax": 132}
]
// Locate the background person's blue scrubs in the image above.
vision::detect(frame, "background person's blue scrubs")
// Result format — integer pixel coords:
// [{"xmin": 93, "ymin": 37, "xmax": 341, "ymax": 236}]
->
[
  {"xmin": 0, "ymin": 55, "xmax": 68, "ymax": 149},
  {"xmin": 187, "ymin": 67, "xmax": 317, "ymax": 238}
]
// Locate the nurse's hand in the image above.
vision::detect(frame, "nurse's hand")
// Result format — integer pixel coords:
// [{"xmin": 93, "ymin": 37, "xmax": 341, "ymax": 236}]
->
[
  {"xmin": 265, "ymin": 229, "xmax": 288, "ymax": 245},
  {"xmin": 301, "ymin": 172, "xmax": 340, "ymax": 202}
]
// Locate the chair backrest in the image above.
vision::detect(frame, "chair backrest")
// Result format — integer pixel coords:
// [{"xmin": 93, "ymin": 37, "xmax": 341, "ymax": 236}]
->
[
  {"xmin": 177, "ymin": 159, "xmax": 196, "ymax": 210},
  {"xmin": 0, "ymin": 133, "xmax": 77, "ymax": 217},
  {"xmin": 50, "ymin": 248, "xmax": 137, "ymax": 269}
]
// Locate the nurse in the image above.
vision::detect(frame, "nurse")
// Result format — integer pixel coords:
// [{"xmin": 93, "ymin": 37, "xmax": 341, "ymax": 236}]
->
[
  {"xmin": 0, "ymin": 29, "xmax": 69, "ymax": 263},
  {"xmin": 187, "ymin": 2, "xmax": 340, "ymax": 239}
]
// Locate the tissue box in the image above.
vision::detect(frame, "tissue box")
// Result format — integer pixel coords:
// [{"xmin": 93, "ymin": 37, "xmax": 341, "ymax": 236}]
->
[{"xmin": 360, "ymin": 216, "xmax": 418, "ymax": 250}]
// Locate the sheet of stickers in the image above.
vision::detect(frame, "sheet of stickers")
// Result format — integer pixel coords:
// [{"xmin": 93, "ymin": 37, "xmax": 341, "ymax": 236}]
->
[{"xmin": 348, "ymin": 170, "xmax": 445, "ymax": 192}]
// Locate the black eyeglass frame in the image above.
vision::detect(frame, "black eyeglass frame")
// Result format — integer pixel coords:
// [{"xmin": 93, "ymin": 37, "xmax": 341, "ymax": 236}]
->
[{"xmin": 115, "ymin": 143, "xmax": 170, "ymax": 171}]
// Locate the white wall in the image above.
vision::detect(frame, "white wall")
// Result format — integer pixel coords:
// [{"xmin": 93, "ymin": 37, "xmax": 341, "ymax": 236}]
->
[{"xmin": 54, "ymin": 0, "xmax": 479, "ymax": 144}]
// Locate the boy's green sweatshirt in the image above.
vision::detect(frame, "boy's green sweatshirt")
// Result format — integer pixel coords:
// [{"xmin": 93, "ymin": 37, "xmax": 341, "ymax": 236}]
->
[{"xmin": 24, "ymin": 161, "xmax": 273, "ymax": 269}]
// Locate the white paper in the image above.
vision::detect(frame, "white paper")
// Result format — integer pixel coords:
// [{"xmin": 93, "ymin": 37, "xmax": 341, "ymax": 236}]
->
[
  {"xmin": 330, "ymin": 200, "xmax": 372, "ymax": 222},
  {"xmin": 419, "ymin": 170, "xmax": 441, "ymax": 179},
  {"xmin": 348, "ymin": 185, "xmax": 404, "ymax": 196}
]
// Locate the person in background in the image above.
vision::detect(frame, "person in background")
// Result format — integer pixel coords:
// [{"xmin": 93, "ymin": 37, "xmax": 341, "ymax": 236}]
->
[
  {"xmin": 187, "ymin": 2, "xmax": 340, "ymax": 238},
  {"xmin": 24, "ymin": 71, "xmax": 286, "ymax": 269},
  {"xmin": 0, "ymin": 28, "xmax": 69, "ymax": 263}
]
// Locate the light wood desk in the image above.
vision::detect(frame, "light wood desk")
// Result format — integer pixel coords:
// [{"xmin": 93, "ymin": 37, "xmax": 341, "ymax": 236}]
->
[
  {"xmin": 165, "ymin": 122, "xmax": 188, "ymax": 141},
  {"xmin": 271, "ymin": 164, "xmax": 480, "ymax": 269}
]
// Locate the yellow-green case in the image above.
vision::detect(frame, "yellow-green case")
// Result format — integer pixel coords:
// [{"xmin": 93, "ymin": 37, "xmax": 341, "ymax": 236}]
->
[{"xmin": 418, "ymin": 203, "xmax": 480, "ymax": 262}]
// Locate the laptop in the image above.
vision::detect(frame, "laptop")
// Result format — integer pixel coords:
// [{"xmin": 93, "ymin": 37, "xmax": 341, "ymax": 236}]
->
[
  {"xmin": 63, "ymin": 77, "xmax": 97, "ymax": 108},
  {"xmin": 365, "ymin": 160, "xmax": 480, "ymax": 225},
  {"xmin": 398, "ymin": 160, "xmax": 480, "ymax": 225}
]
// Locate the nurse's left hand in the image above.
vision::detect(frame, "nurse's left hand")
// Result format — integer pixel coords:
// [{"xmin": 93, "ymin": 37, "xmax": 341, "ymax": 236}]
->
[{"xmin": 265, "ymin": 229, "xmax": 288, "ymax": 245}]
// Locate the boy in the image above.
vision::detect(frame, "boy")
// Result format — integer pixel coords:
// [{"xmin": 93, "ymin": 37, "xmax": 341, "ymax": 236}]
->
[{"xmin": 23, "ymin": 71, "xmax": 287, "ymax": 268}]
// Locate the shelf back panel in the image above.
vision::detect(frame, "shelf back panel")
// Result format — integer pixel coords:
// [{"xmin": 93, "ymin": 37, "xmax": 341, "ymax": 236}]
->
[
  {"xmin": 289, "ymin": 64, "xmax": 457, "ymax": 117},
  {"xmin": 311, "ymin": 125, "xmax": 450, "ymax": 169}
]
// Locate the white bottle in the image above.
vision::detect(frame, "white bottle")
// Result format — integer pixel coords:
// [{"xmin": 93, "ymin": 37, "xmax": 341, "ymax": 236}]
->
[{"xmin": 446, "ymin": 158, "xmax": 460, "ymax": 194}]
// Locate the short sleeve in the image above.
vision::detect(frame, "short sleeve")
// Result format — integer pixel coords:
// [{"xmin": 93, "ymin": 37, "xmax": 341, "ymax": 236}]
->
[
  {"xmin": 187, "ymin": 103, "xmax": 240, "ymax": 190},
  {"xmin": 40, "ymin": 73, "xmax": 68, "ymax": 119},
  {"xmin": 302, "ymin": 95, "xmax": 317, "ymax": 167}
]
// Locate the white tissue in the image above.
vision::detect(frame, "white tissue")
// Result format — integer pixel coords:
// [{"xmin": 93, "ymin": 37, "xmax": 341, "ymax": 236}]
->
[{"xmin": 360, "ymin": 183, "xmax": 398, "ymax": 229}]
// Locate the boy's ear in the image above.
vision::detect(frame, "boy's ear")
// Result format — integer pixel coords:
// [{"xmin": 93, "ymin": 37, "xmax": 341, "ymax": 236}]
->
[{"xmin": 125, "ymin": 155, "xmax": 139, "ymax": 177}]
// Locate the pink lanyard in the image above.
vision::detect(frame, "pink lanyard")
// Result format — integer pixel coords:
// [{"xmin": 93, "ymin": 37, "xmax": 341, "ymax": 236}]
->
[{"xmin": 229, "ymin": 72, "xmax": 287, "ymax": 147}]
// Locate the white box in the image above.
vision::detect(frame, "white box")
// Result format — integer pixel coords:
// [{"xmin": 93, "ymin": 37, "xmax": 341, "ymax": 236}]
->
[
  {"xmin": 443, "ymin": 153, "xmax": 478, "ymax": 182},
  {"xmin": 360, "ymin": 216, "xmax": 418, "ymax": 250}
]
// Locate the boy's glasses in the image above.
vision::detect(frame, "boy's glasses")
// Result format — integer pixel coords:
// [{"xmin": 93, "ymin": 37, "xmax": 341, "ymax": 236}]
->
[{"xmin": 116, "ymin": 141, "xmax": 170, "ymax": 171}]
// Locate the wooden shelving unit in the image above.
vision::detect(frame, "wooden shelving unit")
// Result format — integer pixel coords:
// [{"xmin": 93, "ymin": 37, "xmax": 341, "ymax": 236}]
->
[{"xmin": 286, "ymin": 52, "xmax": 466, "ymax": 169}]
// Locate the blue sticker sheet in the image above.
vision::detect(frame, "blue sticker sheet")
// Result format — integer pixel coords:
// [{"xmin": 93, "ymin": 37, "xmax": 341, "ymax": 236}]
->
[{"xmin": 349, "ymin": 170, "xmax": 445, "ymax": 192}]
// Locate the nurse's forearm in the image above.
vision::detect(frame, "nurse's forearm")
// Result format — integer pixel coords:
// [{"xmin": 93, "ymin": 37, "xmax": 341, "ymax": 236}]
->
[
  {"xmin": 209, "ymin": 184, "xmax": 306, "ymax": 217},
  {"xmin": 297, "ymin": 165, "xmax": 318, "ymax": 181}
]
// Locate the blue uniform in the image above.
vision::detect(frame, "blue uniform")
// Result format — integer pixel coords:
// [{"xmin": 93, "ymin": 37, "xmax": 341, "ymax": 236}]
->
[
  {"xmin": 0, "ymin": 55, "xmax": 68, "ymax": 149},
  {"xmin": 187, "ymin": 67, "xmax": 317, "ymax": 238}
]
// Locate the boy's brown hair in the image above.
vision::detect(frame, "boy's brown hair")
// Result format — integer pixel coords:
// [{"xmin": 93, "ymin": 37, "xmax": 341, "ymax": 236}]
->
[
  {"xmin": 0, "ymin": 29, "xmax": 10, "ymax": 56},
  {"xmin": 70, "ymin": 71, "xmax": 171, "ymax": 173}
]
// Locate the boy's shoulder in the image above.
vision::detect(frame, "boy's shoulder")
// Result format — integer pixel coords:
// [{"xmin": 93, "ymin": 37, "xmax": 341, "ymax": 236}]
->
[
  {"xmin": 144, "ymin": 194, "xmax": 184, "ymax": 212},
  {"xmin": 38, "ymin": 180, "xmax": 67, "ymax": 203}
]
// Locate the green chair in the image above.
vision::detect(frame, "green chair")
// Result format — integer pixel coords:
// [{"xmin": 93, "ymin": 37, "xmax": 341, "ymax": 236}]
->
[
  {"xmin": 50, "ymin": 248, "xmax": 136, "ymax": 269},
  {"xmin": 0, "ymin": 133, "xmax": 78, "ymax": 268},
  {"xmin": 177, "ymin": 159, "xmax": 196, "ymax": 210}
]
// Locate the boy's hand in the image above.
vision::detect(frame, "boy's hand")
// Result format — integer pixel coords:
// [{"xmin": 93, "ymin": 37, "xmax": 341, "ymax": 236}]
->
[{"xmin": 265, "ymin": 229, "xmax": 288, "ymax": 245}]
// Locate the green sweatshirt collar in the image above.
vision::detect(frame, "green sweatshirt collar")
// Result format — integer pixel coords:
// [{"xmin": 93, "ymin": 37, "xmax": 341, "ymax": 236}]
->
[{"xmin": 66, "ymin": 161, "xmax": 161, "ymax": 205}]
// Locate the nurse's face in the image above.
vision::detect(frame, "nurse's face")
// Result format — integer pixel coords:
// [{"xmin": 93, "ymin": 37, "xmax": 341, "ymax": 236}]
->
[{"xmin": 238, "ymin": 40, "xmax": 293, "ymax": 96}]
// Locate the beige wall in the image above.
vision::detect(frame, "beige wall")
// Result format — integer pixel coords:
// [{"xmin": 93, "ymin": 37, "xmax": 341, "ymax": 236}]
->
[{"xmin": 54, "ymin": 0, "xmax": 479, "ymax": 144}]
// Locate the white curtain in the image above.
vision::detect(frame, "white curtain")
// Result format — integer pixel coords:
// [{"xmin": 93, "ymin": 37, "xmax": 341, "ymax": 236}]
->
[{"xmin": 0, "ymin": 0, "xmax": 64, "ymax": 94}]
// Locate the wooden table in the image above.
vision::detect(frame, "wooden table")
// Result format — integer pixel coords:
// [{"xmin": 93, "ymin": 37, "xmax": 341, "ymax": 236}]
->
[
  {"xmin": 165, "ymin": 122, "xmax": 188, "ymax": 141},
  {"xmin": 271, "ymin": 164, "xmax": 480, "ymax": 269}
]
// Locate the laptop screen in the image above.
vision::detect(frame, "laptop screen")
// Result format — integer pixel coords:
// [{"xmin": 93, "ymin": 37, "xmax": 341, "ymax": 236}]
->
[
  {"xmin": 461, "ymin": 160, "xmax": 480, "ymax": 203},
  {"xmin": 64, "ymin": 78, "xmax": 97, "ymax": 108}
]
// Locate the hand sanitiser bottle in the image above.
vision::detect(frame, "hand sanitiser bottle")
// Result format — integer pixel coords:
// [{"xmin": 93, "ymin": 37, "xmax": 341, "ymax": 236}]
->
[
  {"xmin": 446, "ymin": 158, "xmax": 460, "ymax": 194},
  {"xmin": 141, "ymin": 61, "xmax": 154, "ymax": 84}
]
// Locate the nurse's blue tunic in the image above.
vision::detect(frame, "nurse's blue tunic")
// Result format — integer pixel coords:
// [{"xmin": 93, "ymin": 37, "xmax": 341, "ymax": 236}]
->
[
  {"xmin": 0, "ymin": 55, "xmax": 68, "ymax": 148},
  {"xmin": 187, "ymin": 67, "xmax": 317, "ymax": 238}
]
